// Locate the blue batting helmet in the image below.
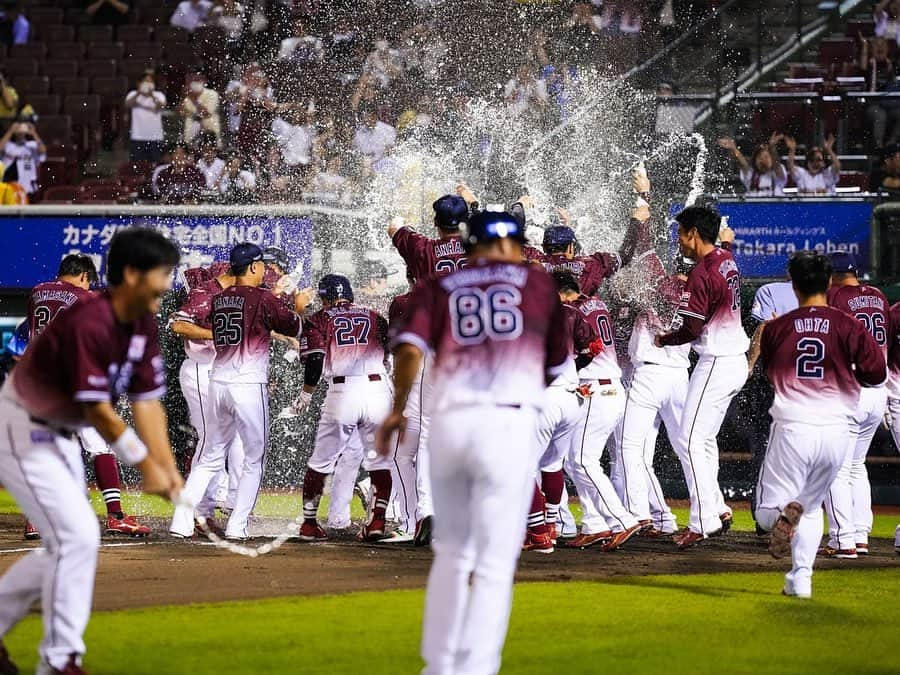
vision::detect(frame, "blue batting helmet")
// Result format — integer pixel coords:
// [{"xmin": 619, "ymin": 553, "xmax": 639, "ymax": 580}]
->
[
  {"xmin": 318, "ymin": 274, "xmax": 354, "ymax": 303},
  {"xmin": 463, "ymin": 211, "xmax": 526, "ymax": 252}
]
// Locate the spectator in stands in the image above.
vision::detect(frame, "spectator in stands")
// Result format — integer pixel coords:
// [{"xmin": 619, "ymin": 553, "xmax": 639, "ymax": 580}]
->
[
  {"xmin": 150, "ymin": 148, "xmax": 172, "ymax": 199},
  {"xmin": 85, "ymin": 0, "xmax": 130, "ymax": 25},
  {"xmin": 503, "ymin": 64, "xmax": 548, "ymax": 117},
  {"xmin": 218, "ymin": 155, "xmax": 256, "ymax": 203},
  {"xmin": 352, "ymin": 104, "xmax": 396, "ymax": 163},
  {"xmin": 306, "ymin": 155, "xmax": 348, "ymax": 206},
  {"xmin": 718, "ymin": 134, "xmax": 787, "ymax": 197},
  {"xmin": 0, "ymin": 161, "xmax": 22, "ymax": 205},
  {"xmin": 170, "ymin": 0, "xmax": 212, "ymax": 34},
  {"xmin": 0, "ymin": 2, "xmax": 29, "ymax": 45},
  {"xmin": 196, "ymin": 132, "xmax": 225, "ymax": 190},
  {"xmin": 785, "ymin": 135, "xmax": 841, "ymax": 196},
  {"xmin": 179, "ymin": 73, "xmax": 221, "ymax": 147},
  {"xmin": 0, "ymin": 120, "xmax": 44, "ymax": 195},
  {"xmin": 223, "ymin": 63, "xmax": 260, "ymax": 141},
  {"xmin": 860, "ymin": 36, "xmax": 900, "ymax": 148},
  {"xmin": 155, "ymin": 145, "xmax": 205, "ymax": 204},
  {"xmin": 125, "ymin": 69, "xmax": 166, "ymax": 164},
  {"xmin": 278, "ymin": 17, "xmax": 324, "ymax": 63},
  {"xmin": 271, "ymin": 105, "xmax": 315, "ymax": 176},
  {"xmin": 235, "ymin": 73, "xmax": 277, "ymax": 165},
  {"xmin": 869, "ymin": 143, "xmax": 900, "ymax": 194},
  {"xmin": 0, "ymin": 71, "xmax": 19, "ymax": 126},
  {"xmin": 874, "ymin": 0, "xmax": 900, "ymax": 43},
  {"xmin": 363, "ymin": 38, "xmax": 403, "ymax": 89},
  {"xmin": 210, "ymin": 0, "xmax": 244, "ymax": 43}
]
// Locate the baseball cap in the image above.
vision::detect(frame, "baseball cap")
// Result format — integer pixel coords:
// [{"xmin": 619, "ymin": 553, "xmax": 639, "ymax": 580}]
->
[
  {"xmin": 432, "ymin": 194, "xmax": 469, "ymax": 231},
  {"xmin": 542, "ymin": 225, "xmax": 577, "ymax": 249},
  {"xmin": 262, "ymin": 246, "xmax": 291, "ymax": 271},
  {"xmin": 829, "ymin": 251, "xmax": 857, "ymax": 274},
  {"xmin": 463, "ymin": 210, "xmax": 526, "ymax": 251},
  {"xmin": 229, "ymin": 242, "xmax": 264, "ymax": 268},
  {"xmin": 318, "ymin": 274, "xmax": 354, "ymax": 303}
]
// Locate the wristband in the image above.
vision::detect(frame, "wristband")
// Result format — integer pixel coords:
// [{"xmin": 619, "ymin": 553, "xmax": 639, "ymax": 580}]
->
[{"xmin": 111, "ymin": 427, "xmax": 149, "ymax": 466}]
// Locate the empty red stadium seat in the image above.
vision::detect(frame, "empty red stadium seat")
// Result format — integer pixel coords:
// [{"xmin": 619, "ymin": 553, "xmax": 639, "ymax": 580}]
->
[
  {"xmin": 41, "ymin": 185, "xmax": 81, "ymax": 204},
  {"xmin": 24, "ymin": 94, "xmax": 62, "ymax": 116},
  {"xmin": 117, "ymin": 25, "xmax": 154, "ymax": 43},
  {"xmin": 37, "ymin": 24, "xmax": 76, "ymax": 43},
  {"xmin": 38, "ymin": 116, "xmax": 74, "ymax": 145},
  {"xmin": 154, "ymin": 25, "xmax": 190, "ymax": 44},
  {"xmin": 818, "ymin": 38, "xmax": 857, "ymax": 67},
  {"xmin": 81, "ymin": 60, "xmax": 118, "ymax": 79},
  {"xmin": 43, "ymin": 61, "xmax": 79, "ymax": 79},
  {"xmin": 3, "ymin": 59, "xmax": 39, "ymax": 78},
  {"xmin": 126, "ymin": 42, "xmax": 164, "ymax": 62},
  {"xmin": 52, "ymin": 78, "xmax": 89, "ymax": 96},
  {"xmin": 63, "ymin": 7, "xmax": 91, "ymax": 25},
  {"xmin": 87, "ymin": 42, "xmax": 125, "ymax": 61},
  {"xmin": 52, "ymin": 42, "xmax": 88, "ymax": 62},
  {"xmin": 838, "ymin": 171, "xmax": 869, "ymax": 192},
  {"xmin": 77, "ymin": 183, "xmax": 126, "ymax": 203},
  {"xmin": 10, "ymin": 43, "xmax": 48, "ymax": 61},
  {"xmin": 91, "ymin": 77, "xmax": 129, "ymax": 99},
  {"xmin": 28, "ymin": 8, "xmax": 65, "ymax": 25},
  {"xmin": 63, "ymin": 94, "xmax": 101, "ymax": 122},
  {"xmin": 14, "ymin": 77, "xmax": 51, "ymax": 97},
  {"xmin": 77, "ymin": 25, "xmax": 115, "ymax": 42}
]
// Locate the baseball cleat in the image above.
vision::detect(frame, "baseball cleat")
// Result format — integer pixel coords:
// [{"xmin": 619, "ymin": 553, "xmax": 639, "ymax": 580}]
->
[
  {"xmin": 895, "ymin": 525, "xmax": 900, "ymax": 555},
  {"xmin": 565, "ymin": 530, "xmax": 612, "ymax": 549},
  {"xmin": 717, "ymin": 512, "xmax": 733, "ymax": 535},
  {"xmin": 414, "ymin": 515, "xmax": 433, "ymax": 547},
  {"xmin": 602, "ymin": 524, "xmax": 642, "ymax": 552},
  {"xmin": 781, "ymin": 584, "xmax": 812, "ymax": 600},
  {"xmin": 548, "ymin": 523, "xmax": 558, "ymax": 545},
  {"xmin": 856, "ymin": 542, "xmax": 869, "ymax": 555},
  {"xmin": 194, "ymin": 517, "xmax": 226, "ymax": 538},
  {"xmin": 640, "ymin": 526, "xmax": 675, "ymax": 538},
  {"xmin": 379, "ymin": 530, "xmax": 414, "ymax": 544},
  {"xmin": 523, "ymin": 530, "xmax": 554, "ymax": 553},
  {"xmin": 106, "ymin": 514, "xmax": 151, "ymax": 537},
  {"xmin": 637, "ymin": 519, "xmax": 653, "ymax": 533},
  {"xmin": 768, "ymin": 501, "xmax": 803, "ymax": 559},
  {"xmin": 36, "ymin": 655, "xmax": 87, "ymax": 674},
  {"xmin": 818, "ymin": 546, "xmax": 858, "ymax": 559},
  {"xmin": 359, "ymin": 518, "xmax": 387, "ymax": 541},
  {"xmin": 24, "ymin": 520, "xmax": 40, "ymax": 541},
  {"xmin": 298, "ymin": 521, "xmax": 327, "ymax": 541},
  {"xmin": 0, "ymin": 641, "xmax": 19, "ymax": 675},
  {"xmin": 673, "ymin": 528, "xmax": 706, "ymax": 550}
]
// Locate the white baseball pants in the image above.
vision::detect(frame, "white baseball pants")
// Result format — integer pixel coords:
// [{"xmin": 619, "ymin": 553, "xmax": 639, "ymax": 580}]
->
[
  {"xmin": 615, "ymin": 363, "xmax": 684, "ymax": 532},
  {"xmin": 325, "ymin": 430, "xmax": 364, "ymax": 529},
  {"xmin": 0, "ymin": 397, "xmax": 99, "ymax": 670},
  {"xmin": 567, "ymin": 380, "xmax": 638, "ymax": 535},
  {"xmin": 180, "ymin": 359, "xmax": 244, "ymax": 516},
  {"xmin": 755, "ymin": 420, "xmax": 847, "ymax": 596},
  {"xmin": 422, "ymin": 405, "xmax": 538, "ymax": 675},
  {"xmin": 170, "ymin": 381, "xmax": 268, "ymax": 539},
  {"xmin": 824, "ymin": 386, "xmax": 887, "ymax": 550},
  {"xmin": 390, "ymin": 416, "xmax": 434, "ymax": 535},
  {"xmin": 675, "ymin": 354, "xmax": 746, "ymax": 536}
]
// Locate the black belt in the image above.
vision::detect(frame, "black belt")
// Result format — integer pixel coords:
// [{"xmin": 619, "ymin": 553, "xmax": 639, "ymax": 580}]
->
[
  {"xmin": 332, "ymin": 374, "xmax": 382, "ymax": 384},
  {"xmin": 29, "ymin": 416, "xmax": 74, "ymax": 440},
  {"xmin": 596, "ymin": 379, "xmax": 612, "ymax": 385}
]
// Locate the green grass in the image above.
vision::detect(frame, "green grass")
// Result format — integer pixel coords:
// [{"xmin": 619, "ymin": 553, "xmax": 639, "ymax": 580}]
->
[
  {"xmin": 4, "ymin": 569, "xmax": 900, "ymax": 674},
  {"xmin": 2, "ymin": 489, "xmax": 898, "ymax": 538}
]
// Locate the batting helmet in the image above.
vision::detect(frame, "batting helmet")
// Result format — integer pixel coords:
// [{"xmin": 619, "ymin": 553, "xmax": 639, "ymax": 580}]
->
[
  {"xmin": 318, "ymin": 274, "xmax": 354, "ymax": 303},
  {"xmin": 432, "ymin": 194, "xmax": 469, "ymax": 231},
  {"xmin": 542, "ymin": 225, "xmax": 576, "ymax": 250},
  {"xmin": 463, "ymin": 210, "xmax": 526, "ymax": 252}
]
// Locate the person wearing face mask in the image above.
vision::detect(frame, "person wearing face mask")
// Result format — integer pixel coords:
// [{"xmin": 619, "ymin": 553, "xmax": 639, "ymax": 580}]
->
[
  {"xmin": 0, "ymin": 120, "xmax": 45, "ymax": 195},
  {"xmin": 125, "ymin": 69, "xmax": 166, "ymax": 163},
  {"xmin": 178, "ymin": 73, "xmax": 221, "ymax": 147},
  {"xmin": 784, "ymin": 135, "xmax": 841, "ymax": 196}
]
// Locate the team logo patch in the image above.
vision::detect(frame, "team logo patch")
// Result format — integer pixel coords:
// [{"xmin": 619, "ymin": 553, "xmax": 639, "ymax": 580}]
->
[
  {"xmin": 127, "ymin": 335, "xmax": 147, "ymax": 361},
  {"xmin": 30, "ymin": 429, "xmax": 55, "ymax": 443}
]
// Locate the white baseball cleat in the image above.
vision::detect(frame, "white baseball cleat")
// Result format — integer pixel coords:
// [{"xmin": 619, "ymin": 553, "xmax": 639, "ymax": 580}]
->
[
  {"xmin": 782, "ymin": 579, "xmax": 812, "ymax": 599},
  {"xmin": 895, "ymin": 525, "xmax": 900, "ymax": 556},
  {"xmin": 379, "ymin": 530, "xmax": 414, "ymax": 544}
]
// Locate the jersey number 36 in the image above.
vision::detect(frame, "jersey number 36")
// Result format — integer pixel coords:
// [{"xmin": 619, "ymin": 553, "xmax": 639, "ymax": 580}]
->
[{"xmin": 449, "ymin": 284, "xmax": 524, "ymax": 345}]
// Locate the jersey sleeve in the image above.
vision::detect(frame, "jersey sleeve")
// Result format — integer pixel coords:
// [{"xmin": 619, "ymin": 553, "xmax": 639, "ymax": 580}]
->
[
  {"xmin": 391, "ymin": 226, "xmax": 429, "ymax": 267},
  {"xmin": 264, "ymin": 292, "xmax": 301, "ymax": 338},
  {"xmin": 850, "ymin": 318, "xmax": 889, "ymax": 387},
  {"xmin": 571, "ymin": 307, "xmax": 596, "ymax": 353},
  {"xmin": 750, "ymin": 285, "xmax": 773, "ymax": 323},
  {"xmin": 128, "ymin": 322, "xmax": 167, "ymax": 401},
  {"xmin": 391, "ymin": 279, "xmax": 436, "ymax": 354},
  {"xmin": 299, "ymin": 313, "xmax": 326, "ymax": 359},
  {"xmin": 172, "ymin": 287, "xmax": 211, "ymax": 326},
  {"xmin": 677, "ymin": 269, "xmax": 710, "ymax": 323},
  {"xmin": 69, "ymin": 321, "xmax": 114, "ymax": 403},
  {"xmin": 545, "ymin": 296, "xmax": 571, "ymax": 376}
]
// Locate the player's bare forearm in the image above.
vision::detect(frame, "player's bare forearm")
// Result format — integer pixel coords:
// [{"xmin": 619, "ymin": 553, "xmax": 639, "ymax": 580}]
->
[
  {"xmin": 391, "ymin": 343, "xmax": 423, "ymax": 414},
  {"xmin": 747, "ymin": 322, "xmax": 765, "ymax": 373},
  {"xmin": 83, "ymin": 401, "xmax": 128, "ymax": 444},
  {"xmin": 132, "ymin": 399, "xmax": 177, "ymax": 472},
  {"xmin": 170, "ymin": 319, "xmax": 213, "ymax": 340}
]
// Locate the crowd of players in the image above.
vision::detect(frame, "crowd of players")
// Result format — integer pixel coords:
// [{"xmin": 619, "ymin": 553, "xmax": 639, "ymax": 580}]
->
[{"xmin": 0, "ymin": 162, "xmax": 899, "ymax": 672}]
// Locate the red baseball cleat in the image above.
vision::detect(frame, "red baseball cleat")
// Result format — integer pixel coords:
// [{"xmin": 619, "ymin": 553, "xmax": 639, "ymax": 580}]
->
[
  {"xmin": 818, "ymin": 546, "xmax": 858, "ymax": 559},
  {"xmin": 673, "ymin": 528, "xmax": 706, "ymax": 550},
  {"xmin": 856, "ymin": 542, "xmax": 869, "ymax": 555},
  {"xmin": 768, "ymin": 501, "xmax": 803, "ymax": 559},
  {"xmin": 523, "ymin": 530, "xmax": 554, "ymax": 553},
  {"xmin": 548, "ymin": 523, "xmax": 558, "ymax": 545},
  {"xmin": 24, "ymin": 521, "xmax": 40, "ymax": 541},
  {"xmin": 565, "ymin": 530, "xmax": 612, "ymax": 549},
  {"xmin": 602, "ymin": 524, "xmax": 641, "ymax": 552},
  {"xmin": 298, "ymin": 521, "xmax": 327, "ymax": 541},
  {"xmin": 194, "ymin": 517, "xmax": 226, "ymax": 538},
  {"xmin": 38, "ymin": 654, "xmax": 87, "ymax": 674},
  {"xmin": 359, "ymin": 518, "xmax": 386, "ymax": 541},
  {"xmin": 0, "ymin": 641, "xmax": 18, "ymax": 675},
  {"xmin": 105, "ymin": 515, "xmax": 151, "ymax": 537}
]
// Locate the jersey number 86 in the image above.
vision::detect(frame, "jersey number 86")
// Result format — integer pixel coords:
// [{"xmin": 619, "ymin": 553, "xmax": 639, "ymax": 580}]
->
[{"xmin": 449, "ymin": 284, "xmax": 524, "ymax": 345}]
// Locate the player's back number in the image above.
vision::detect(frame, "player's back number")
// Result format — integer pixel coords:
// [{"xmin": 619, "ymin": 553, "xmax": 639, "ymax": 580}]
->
[
  {"xmin": 449, "ymin": 283, "xmax": 523, "ymax": 345},
  {"xmin": 213, "ymin": 310, "xmax": 243, "ymax": 347},
  {"xmin": 334, "ymin": 316, "xmax": 371, "ymax": 346}
]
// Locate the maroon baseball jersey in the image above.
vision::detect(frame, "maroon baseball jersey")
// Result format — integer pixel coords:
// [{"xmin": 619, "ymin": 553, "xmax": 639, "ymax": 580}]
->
[
  {"xmin": 300, "ymin": 302, "xmax": 389, "ymax": 378},
  {"xmin": 27, "ymin": 280, "xmax": 93, "ymax": 340},
  {"xmin": 388, "ymin": 292, "xmax": 412, "ymax": 332},
  {"xmin": 659, "ymin": 247, "xmax": 749, "ymax": 356},
  {"xmin": 11, "ymin": 291, "xmax": 165, "ymax": 428},
  {"xmin": 171, "ymin": 278, "xmax": 225, "ymax": 364},
  {"xmin": 392, "ymin": 226, "xmax": 467, "ymax": 282},
  {"xmin": 827, "ymin": 284, "xmax": 891, "ymax": 362},
  {"xmin": 210, "ymin": 285, "xmax": 301, "ymax": 384},
  {"xmin": 523, "ymin": 246, "xmax": 620, "ymax": 297},
  {"xmin": 570, "ymin": 294, "xmax": 621, "ymax": 379},
  {"xmin": 889, "ymin": 302, "xmax": 900, "ymax": 397},
  {"xmin": 760, "ymin": 305, "xmax": 886, "ymax": 423},
  {"xmin": 394, "ymin": 261, "xmax": 570, "ymax": 411}
]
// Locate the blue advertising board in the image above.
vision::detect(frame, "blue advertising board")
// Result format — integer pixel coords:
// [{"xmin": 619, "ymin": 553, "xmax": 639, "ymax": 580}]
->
[
  {"xmin": 713, "ymin": 200, "xmax": 874, "ymax": 278},
  {"xmin": 0, "ymin": 211, "xmax": 314, "ymax": 289}
]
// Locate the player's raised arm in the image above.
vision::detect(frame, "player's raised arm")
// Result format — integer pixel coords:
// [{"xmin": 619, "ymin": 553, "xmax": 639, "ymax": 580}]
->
[{"xmin": 617, "ymin": 163, "xmax": 653, "ymax": 267}]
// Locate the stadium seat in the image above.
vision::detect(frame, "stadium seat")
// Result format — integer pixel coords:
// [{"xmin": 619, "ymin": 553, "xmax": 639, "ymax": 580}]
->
[
  {"xmin": 141, "ymin": 7, "xmax": 178, "ymax": 27},
  {"xmin": 81, "ymin": 60, "xmax": 118, "ymax": 79},
  {"xmin": 52, "ymin": 78, "xmax": 90, "ymax": 96},
  {"xmin": 120, "ymin": 60, "xmax": 155, "ymax": 83},
  {"xmin": 41, "ymin": 184, "xmax": 81, "ymax": 204},
  {"xmin": 818, "ymin": 38, "xmax": 857, "ymax": 67},
  {"xmin": 126, "ymin": 42, "xmax": 164, "ymax": 62},
  {"xmin": 24, "ymin": 94, "xmax": 62, "ymax": 116},
  {"xmin": 37, "ymin": 24, "xmax": 76, "ymax": 43},
  {"xmin": 28, "ymin": 7, "xmax": 65, "ymax": 25},
  {"xmin": 43, "ymin": 61, "xmax": 79, "ymax": 79},
  {"xmin": 14, "ymin": 77, "xmax": 51, "ymax": 97},
  {"xmin": 117, "ymin": 25, "xmax": 154, "ymax": 43},
  {"xmin": 3, "ymin": 59, "xmax": 39, "ymax": 78},
  {"xmin": 845, "ymin": 19, "xmax": 875, "ymax": 38},
  {"xmin": 154, "ymin": 25, "xmax": 190, "ymax": 44},
  {"xmin": 87, "ymin": 42, "xmax": 126, "ymax": 61},
  {"xmin": 63, "ymin": 7, "xmax": 91, "ymax": 25},
  {"xmin": 39, "ymin": 116, "xmax": 73, "ymax": 146},
  {"xmin": 77, "ymin": 25, "xmax": 115, "ymax": 43},
  {"xmin": 10, "ymin": 44, "xmax": 48, "ymax": 61},
  {"xmin": 91, "ymin": 77, "xmax": 129, "ymax": 99},
  {"xmin": 77, "ymin": 183, "xmax": 127, "ymax": 204},
  {"xmin": 52, "ymin": 42, "xmax": 88, "ymax": 62},
  {"xmin": 838, "ymin": 171, "xmax": 869, "ymax": 192},
  {"xmin": 63, "ymin": 94, "xmax": 101, "ymax": 122}
]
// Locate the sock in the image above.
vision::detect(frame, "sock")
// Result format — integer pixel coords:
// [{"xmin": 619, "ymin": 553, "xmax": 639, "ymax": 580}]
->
[
  {"xmin": 302, "ymin": 468, "xmax": 327, "ymax": 523},
  {"xmin": 369, "ymin": 469, "xmax": 392, "ymax": 521},
  {"xmin": 94, "ymin": 453, "xmax": 123, "ymax": 517},
  {"xmin": 527, "ymin": 483, "xmax": 549, "ymax": 534},
  {"xmin": 541, "ymin": 470, "xmax": 564, "ymax": 524}
]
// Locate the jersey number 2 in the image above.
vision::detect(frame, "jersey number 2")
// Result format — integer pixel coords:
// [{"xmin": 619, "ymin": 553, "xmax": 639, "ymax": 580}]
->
[{"xmin": 795, "ymin": 337, "xmax": 825, "ymax": 379}]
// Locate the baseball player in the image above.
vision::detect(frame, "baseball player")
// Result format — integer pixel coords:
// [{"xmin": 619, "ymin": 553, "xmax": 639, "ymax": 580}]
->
[
  {"xmin": 822, "ymin": 251, "xmax": 891, "ymax": 557},
  {"xmin": 555, "ymin": 271, "xmax": 643, "ymax": 550},
  {"xmin": 170, "ymin": 243, "xmax": 310, "ymax": 540},
  {"xmin": 383, "ymin": 290, "xmax": 435, "ymax": 544},
  {"xmin": 24, "ymin": 254, "xmax": 152, "ymax": 540},
  {"xmin": 388, "ymin": 192, "xmax": 470, "ymax": 282},
  {"xmin": 656, "ymin": 205, "xmax": 750, "ymax": 549},
  {"xmin": 0, "ymin": 228, "xmax": 182, "ymax": 675},
  {"xmin": 297, "ymin": 274, "xmax": 394, "ymax": 541},
  {"xmin": 755, "ymin": 252, "xmax": 885, "ymax": 599},
  {"xmin": 887, "ymin": 301, "xmax": 900, "ymax": 451},
  {"xmin": 615, "ymin": 252, "xmax": 690, "ymax": 536},
  {"xmin": 169, "ymin": 263, "xmax": 244, "ymax": 534},
  {"xmin": 376, "ymin": 210, "xmax": 570, "ymax": 675}
]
